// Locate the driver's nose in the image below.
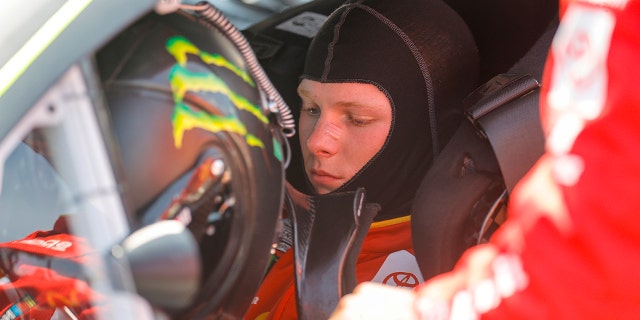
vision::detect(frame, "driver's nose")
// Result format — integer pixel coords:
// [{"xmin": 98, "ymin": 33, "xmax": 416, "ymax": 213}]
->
[{"xmin": 305, "ymin": 117, "xmax": 342, "ymax": 158}]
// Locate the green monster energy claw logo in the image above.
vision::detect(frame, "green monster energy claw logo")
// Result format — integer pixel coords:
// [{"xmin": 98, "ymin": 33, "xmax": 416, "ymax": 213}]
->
[
  {"xmin": 166, "ymin": 35, "xmax": 281, "ymax": 160},
  {"xmin": 166, "ymin": 36, "xmax": 255, "ymax": 87}
]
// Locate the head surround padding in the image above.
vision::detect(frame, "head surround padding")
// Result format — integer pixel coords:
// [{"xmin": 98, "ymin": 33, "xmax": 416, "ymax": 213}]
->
[{"xmin": 301, "ymin": 0, "xmax": 479, "ymax": 220}]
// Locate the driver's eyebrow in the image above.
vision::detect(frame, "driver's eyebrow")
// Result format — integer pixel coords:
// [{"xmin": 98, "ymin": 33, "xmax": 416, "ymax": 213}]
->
[
  {"xmin": 297, "ymin": 87, "xmax": 312, "ymax": 99},
  {"xmin": 297, "ymin": 87, "xmax": 386, "ymax": 112},
  {"xmin": 335, "ymin": 101, "xmax": 388, "ymax": 116}
]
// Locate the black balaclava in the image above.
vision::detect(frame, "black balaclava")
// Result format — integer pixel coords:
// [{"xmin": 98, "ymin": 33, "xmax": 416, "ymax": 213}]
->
[{"xmin": 301, "ymin": 0, "xmax": 479, "ymax": 221}]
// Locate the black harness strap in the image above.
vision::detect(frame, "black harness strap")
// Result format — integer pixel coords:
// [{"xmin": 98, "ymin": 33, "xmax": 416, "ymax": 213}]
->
[
  {"xmin": 412, "ymin": 17, "xmax": 559, "ymax": 280},
  {"xmin": 464, "ymin": 16, "xmax": 558, "ymax": 193}
]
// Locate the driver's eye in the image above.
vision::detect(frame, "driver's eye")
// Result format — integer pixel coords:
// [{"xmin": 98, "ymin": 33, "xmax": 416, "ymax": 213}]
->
[
  {"xmin": 347, "ymin": 114, "xmax": 374, "ymax": 127},
  {"xmin": 302, "ymin": 106, "xmax": 320, "ymax": 117}
]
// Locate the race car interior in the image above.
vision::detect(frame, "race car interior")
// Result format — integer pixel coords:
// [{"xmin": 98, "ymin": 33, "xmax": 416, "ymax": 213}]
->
[{"xmin": 0, "ymin": 0, "xmax": 560, "ymax": 318}]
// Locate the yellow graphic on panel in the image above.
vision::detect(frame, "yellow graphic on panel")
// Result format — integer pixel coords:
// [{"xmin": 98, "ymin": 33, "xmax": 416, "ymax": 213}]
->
[{"xmin": 165, "ymin": 35, "xmax": 273, "ymax": 153}]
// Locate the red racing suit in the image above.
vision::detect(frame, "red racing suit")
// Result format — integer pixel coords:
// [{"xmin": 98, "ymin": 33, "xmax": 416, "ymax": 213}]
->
[
  {"xmin": 416, "ymin": 0, "xmax": 640, "ymax": 318},
  {"xmin": 244, "ymin": 215, "xmax": 423, "ymax": 320}
]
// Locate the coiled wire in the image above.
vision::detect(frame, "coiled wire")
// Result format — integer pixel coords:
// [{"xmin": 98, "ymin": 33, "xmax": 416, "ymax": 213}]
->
[{"xmin": 193, "ymin": 1, "xmax": 296, "ymax": 138}]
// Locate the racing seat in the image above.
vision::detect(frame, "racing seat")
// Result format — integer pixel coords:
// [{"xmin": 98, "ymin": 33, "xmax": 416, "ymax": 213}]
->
[
  {"xmin": 411, "ymin": 13, "xmax": 559, "ymax": 280},
  {"xmin": 445, "ymin": 0, "xmax": 558, "ymax": 83}
]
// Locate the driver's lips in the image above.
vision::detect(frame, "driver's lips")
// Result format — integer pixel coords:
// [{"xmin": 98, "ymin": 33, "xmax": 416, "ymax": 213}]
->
[{"xmin": 307, "ymin": 168, "xmax": 343, "ymax": 194}]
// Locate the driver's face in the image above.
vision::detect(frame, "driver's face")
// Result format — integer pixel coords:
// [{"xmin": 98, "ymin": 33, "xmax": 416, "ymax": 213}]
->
[{"xmin": 297, "ymin": 79, "xmax": 392, "ymax": 194}]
